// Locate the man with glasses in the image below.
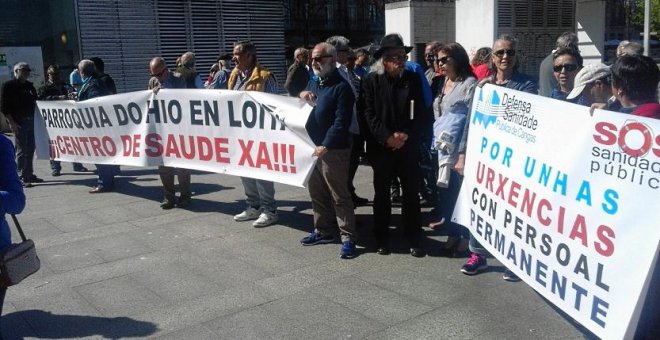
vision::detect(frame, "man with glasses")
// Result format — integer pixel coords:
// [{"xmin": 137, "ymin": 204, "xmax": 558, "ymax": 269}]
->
[
  {"xmin": 358, "ymin": 33, "xmax": 427, "ymax": 257},
  {"xmin": 228, "ymin": 41, "xmax": 280, "ymax": 227},
  {"xmin": 298, "ymin": 42, "xmax": 358, "ymax": 259},
  {"xmin": 148, "ymin": 57, "xmax": 192, "ymax": 209},
  {"xmin": 326, "ymin": 35, "xmax": 369, "ymax": 207},
  {"xmin": 1, "ymin": 62, "xmax": 41, "ymax": 187},
  {"xmin": 38, "ymin": 65, "xmax": 89, "ymax": 176}
]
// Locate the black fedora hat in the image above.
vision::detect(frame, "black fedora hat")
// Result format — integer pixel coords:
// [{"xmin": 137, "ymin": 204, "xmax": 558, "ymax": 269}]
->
[{"xmin": 374, "ymin": 34, "xmax": 413, "ymax": 59}]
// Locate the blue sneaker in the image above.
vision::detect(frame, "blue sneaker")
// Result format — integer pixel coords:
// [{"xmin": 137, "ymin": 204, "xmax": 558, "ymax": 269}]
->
[
  {"xmin": 300, "ymin": 231, "xmax": 334, "ymax": 246},
  {"xmin": 340, "ymin": 240, "xmax": 357, "ymax": 259}
]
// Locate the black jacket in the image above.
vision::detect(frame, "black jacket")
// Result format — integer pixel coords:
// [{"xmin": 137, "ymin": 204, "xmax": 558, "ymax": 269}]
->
[
  {"xmin": 284, "ymin": 62, "xmax": 310, "ymax": 97},
  {"xmin": 0, "ymin": 79, "xmax": 37, "ymax": 125},
  {"xmin": 357, "ymin": 70, "xmax": 426, "ymax": 146}
]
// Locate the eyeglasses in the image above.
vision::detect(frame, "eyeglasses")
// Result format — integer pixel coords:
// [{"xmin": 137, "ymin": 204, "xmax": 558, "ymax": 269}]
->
[
  {"xmin": 310, "ymin": 55, "xmax": 333, "ymax": 63},
  {"xmin": 424, "ymin": 53, "xmax": 434, "ymax": 59},
  {"xmin": 553, "ymin": 64, "xmax": 578, "ymax": 72},
  {"xmin": 493, "ymin": 49, "xmax": 516, "ymax": 58},
  {"xmin": 384, "ymin": 54, "xmax": 408, "ymax": 62},
  {"xmin": 435, "ymin": 56, "xmax": 451, "ymax": 65},
  {"xmin": 18, "ymin": 68, "xmax": 31, "ymax": 72},
  {"xmin": 150, "ymin": 68, "xmax": 167, "ymax": 77}
]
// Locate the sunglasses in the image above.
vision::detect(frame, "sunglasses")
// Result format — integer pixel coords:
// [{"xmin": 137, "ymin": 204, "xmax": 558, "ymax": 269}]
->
[
  {"xmin": 150, "ymin": 68, "xmax": 167, "ymax": 77},
  {"xmin": 553, "ymin": 64, "xmax": 579, "ymax": 72},
  {"xmin": 384, "ymin": 54, "xmax": 408, "ymax": 62},
  {"xmin": 435, "ymin": 56, "xmax": 451, "ymax": 65},
  {"xmin": 493, "ymin": 49, "xmax": 516, "ymax": 58},
  {"xmin": 310, "ymin": 55, "xmax": 332, "ymax": 63}
]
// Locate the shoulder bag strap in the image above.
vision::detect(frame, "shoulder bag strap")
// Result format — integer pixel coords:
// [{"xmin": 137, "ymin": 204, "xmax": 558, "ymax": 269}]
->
[{"xmin": 9, "ymin": 214, "xmax": 28, "ymax": 242}]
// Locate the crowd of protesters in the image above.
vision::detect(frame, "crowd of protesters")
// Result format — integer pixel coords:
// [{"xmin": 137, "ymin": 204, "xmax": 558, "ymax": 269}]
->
[{"xmin": 1, "ymin": 31, "xmax": 659, "ymax": 336}]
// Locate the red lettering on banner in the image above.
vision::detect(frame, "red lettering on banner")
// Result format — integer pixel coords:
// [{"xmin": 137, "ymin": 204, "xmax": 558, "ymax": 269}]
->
[
  {"xmin": 146, "ymin": 133, "xmax": 163, "ymax": 157},
  {"xmin": 238, "ymin": 139, "xmax": 297, "ymax": 173}
]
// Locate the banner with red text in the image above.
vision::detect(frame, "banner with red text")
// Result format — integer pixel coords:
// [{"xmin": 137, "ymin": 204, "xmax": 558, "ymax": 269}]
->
[
  {"xmin": 34, "ymin": 89, "xmax": 316, "ymax": 187},
  {"xmin": 454, "ymin": 84, "xmax": 660, "ymax": 339}
]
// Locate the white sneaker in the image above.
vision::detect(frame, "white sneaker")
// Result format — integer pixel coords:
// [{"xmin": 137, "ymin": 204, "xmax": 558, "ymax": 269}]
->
[
  {"xmin": 234, "ymin": 207, "xmax": 261, "ymax": 221},
  {"xmin": 252, "ymin": 211, "xmax": 279, "ymax": 227}
]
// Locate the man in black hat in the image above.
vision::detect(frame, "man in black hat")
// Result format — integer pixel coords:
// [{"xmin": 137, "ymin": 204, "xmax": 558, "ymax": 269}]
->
[
  {"xmin": 207, "ymin": 53, "xmax": 233, "ymax": 90},
  {"xmin": 358, "ymin": 33, "xmax": 427, "ymax": 257}
]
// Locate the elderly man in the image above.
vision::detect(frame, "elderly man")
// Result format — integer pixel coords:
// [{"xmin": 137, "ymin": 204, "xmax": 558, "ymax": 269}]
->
[
  {"xmin": 617, "ymin": 40, "xmax": 644, "ymax": 58},
  {"xmin": 298, "ymin": 42, "xmax": 358, "ymax": 259},
  {"xmin": 207, "ymin": 54, "xmax": 232, "ymax": 90},
  {"xmin": 424, "ymin": 41, "xmax": 441, "ymax": 85},
  {"xmin": 175, "ymin": 52, "xmax": 204, "ymax": 89},
  {"xmin": 1, "ymin": 62, "xmax": 40, "ymax": 188},
  {"xmin": 148, "ymin": 57, "xmax": 193, "ymax": 209},
  {"xmin": 284, "ymin": 47, "xmax": 310, "ymax": 97},
  {"xmin": 358, "ymin": 34, "xmax": 427, "ymax": 257},
  {"xmin": 38, "ymin": 65, "xmax": 89, "ymax": 176},
  {"xmin": 229, "ymin": 41, "xmax": 279, "ymax": 227},
  {"xmin": 77, "ymin": 59, "xmax": 115, "ymax": 193},
  {"xmin": 565, "ymin": 63, "xmax": 612, "ymax": 108}
]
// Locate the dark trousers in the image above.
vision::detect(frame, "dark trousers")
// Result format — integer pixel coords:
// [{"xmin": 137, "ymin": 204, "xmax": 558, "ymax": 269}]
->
[
  {"xmin": 50, "ymin": 160, "xmax": 85, "ymax": 171},
  {"xmin": 0, "ymin": 286, "xmax": 6, "ymax": 330},
  {"xmin": 436, "ymin": 169, "xmax": 469, "ymax": 238},
  {"xmin": 348, "ymin": 133, "xmax": 365, "ymax": 196},
  {"xmin": 367, "ymin": 142, "xmax": 422, "ymax": 248},
  {"xmin": 95, "ymin": 164, "xmax": 119, "ymax": 190},
  {"xmin": 159, "ymin": 166, "xmax": 191, "ymax": 201},
  {"xmin": 15, "ymin": 117, "xmax": 35, "ymax": 181}
]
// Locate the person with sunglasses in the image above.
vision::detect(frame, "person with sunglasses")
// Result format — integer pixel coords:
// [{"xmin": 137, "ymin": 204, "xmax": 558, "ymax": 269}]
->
[
  {"xmin": 429, "ymin": 42, "xmax": 477, "ymax": 258},
  {"xmin": 358, "ymin": 33, "xmax": 428, "ymax": 257},
  {"xmin": 549, "ymin": 48, "xmax": 583, "ymax": 101},
  {"xmin": 460, "ymin": 35, "xmax": 538, "ymax": 282},
  {"xmin": 148, "ymin": 57, "xmax": 193, "ymax": 209}
]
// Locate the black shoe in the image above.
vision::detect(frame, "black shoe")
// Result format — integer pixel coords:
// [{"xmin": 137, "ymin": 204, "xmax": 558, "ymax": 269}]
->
[
  {"xmin": 73, "ymin": 166, "xmax": 89, "ymax": 172},
  {"xmin": 410, "ymin": 247, "xmax": 426, "ymax": 258},
  {"xmin": 352, "ymin": 195, "xmax": 368, "ymax": 206},
  {"xmin": 160, "ymin": 199, "xmax": 175, "ymax": 209},
  {"xmin": 21, "ymin": 180, "xmax": 33, "ymax": 188},
  {"xmin": 29, "ymin": 175, "xmax": 44, "ymax": 183},
  {"xmin": 51, "ymin": 169, "xmax": 61, "ymax": 177},
  {"xmin": 376, "ymin": 246, "xmax": 390, "ymax": 255},
  {"xmin": 177, "ymin": 197, "xmax": 191, "ymax": 208}
]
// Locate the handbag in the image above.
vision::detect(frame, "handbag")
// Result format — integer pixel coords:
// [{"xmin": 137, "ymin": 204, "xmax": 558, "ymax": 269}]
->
[{"xmin": 0, "ymin": 214, "xmax": 41, "ymax": 287}]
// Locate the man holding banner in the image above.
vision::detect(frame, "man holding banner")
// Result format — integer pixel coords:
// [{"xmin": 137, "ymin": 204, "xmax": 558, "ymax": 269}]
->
[
  {"xmin": 148, "ymin": 57, "xmax": 193, "ymax": 209},
  {"xmin": 228, "ymin": 41, "xmax": 280, "ymax": 227}
]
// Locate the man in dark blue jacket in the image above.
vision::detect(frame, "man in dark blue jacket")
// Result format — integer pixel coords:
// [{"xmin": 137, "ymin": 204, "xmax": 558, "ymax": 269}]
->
[{"xmin": 299, "ymin": 42, "xmax": 358, "ymax": 259}]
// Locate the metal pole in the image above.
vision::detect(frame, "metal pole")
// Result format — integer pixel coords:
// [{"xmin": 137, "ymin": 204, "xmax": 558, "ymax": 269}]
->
[{"xmin": 644, "ymin": 0, "xmax": 650, "ymax": 56}]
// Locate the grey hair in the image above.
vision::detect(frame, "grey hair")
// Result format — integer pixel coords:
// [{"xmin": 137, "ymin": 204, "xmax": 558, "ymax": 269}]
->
[
  {"xmin": 294, "ymin": 47, "xmax": 308, "ymax": 58},
  {"xmin": 181, "ymin": 52, "xmax": 195, "ymax": 67},
  {"xmin": 314, "ymin": 42, "xmax": 337, "ymax": 58},
  {"xmin": 494, "ymin": 34, "xmax": 518, "ymax": 50},
  {"xmin": 556, "ymin": 32, "xmax": 579, "ymax": 50},
  {"xmin": 13, "ymin": 62, "xmax": 30, "ymax": 73},
  {"xmin": 617, "ymin": 40, "xmax": 644, "ymax": 57},
  {"xmin": 78, "ymin": 59, "xmax": 96, "ymax": 76},
  {"xmin": 371, "ymin": 58, "xmax": 385, "ymax": 75},
  {"xmin": 326, "ymin": 35, "xmax": 350, "ymax": 51}
]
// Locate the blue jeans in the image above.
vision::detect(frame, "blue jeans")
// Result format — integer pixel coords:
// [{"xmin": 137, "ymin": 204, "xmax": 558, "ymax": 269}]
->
[
  {"xmin": 435, "ymin": 169, "xmax": 469, "ymax": 239},
  {"xmin": 469, "ymin": 233, "xmax": 490, "ymax": 256},
  {"xmin": 241, "ymin": 177, "xmax": 275, "ymax": 212}
]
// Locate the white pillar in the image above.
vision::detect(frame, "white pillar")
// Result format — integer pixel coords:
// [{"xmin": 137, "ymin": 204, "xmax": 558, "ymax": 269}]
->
[
  {"xmin": 576, "ymin": 0, "xmax": 606, "ymax": 64},
  {"xmin": 455, "ymin": 0, "xmax": 496, "ymax": 54}
]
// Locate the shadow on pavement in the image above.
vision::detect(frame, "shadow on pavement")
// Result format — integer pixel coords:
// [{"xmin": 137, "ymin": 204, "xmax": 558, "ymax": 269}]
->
[{"xmin": 1, "ymin": 310, "xmax": 159, "ymax": 339}]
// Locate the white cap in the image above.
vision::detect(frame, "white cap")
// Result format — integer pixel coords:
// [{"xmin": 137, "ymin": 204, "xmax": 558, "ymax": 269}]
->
[{"xmin": 566, "ymin": 63, "xmax": 611, "ymax": 100}]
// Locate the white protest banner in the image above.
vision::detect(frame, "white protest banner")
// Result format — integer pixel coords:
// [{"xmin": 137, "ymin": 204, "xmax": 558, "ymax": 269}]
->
[
  {"xmin": 35, "ymin": 89, "xmax": 316, "ymax": 187},
  {"xmin": 453, "ymin": 84, "xmax": 660, "ymax": 339}
]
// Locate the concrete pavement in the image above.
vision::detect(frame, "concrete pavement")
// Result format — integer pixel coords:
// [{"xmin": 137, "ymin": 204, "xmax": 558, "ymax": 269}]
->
[{"xmin": 1, "ymin": 151, "xmax": 593, "ymax": 339}]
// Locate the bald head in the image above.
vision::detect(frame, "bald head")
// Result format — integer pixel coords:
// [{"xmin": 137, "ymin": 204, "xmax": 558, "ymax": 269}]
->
[{"xmin": 149, "ymin": 57, "xmax": 169, "ymax": 82}]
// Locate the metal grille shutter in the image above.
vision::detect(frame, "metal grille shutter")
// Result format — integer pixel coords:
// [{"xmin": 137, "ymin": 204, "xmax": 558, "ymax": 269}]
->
[
  {"xmin": 219, "ymin": 0, "xmax": 287, "ymax": 91},
  {"xmin": 497, "ymin": 0, "xmax": 575, "ymax": 78},
  {"xmin": 78, "ymin": 0, "xmax": 158, "ymax": 92}
]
